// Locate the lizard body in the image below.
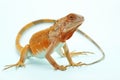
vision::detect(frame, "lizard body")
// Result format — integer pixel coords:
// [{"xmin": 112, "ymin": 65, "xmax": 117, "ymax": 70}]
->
[{"xmin": 4, "ymin": 13, "xmax": 105, "ymax": 71}]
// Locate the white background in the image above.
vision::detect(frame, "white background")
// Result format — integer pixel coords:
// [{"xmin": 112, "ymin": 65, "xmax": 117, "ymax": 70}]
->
[{"xmin": 0, "ymin": 0, "xmax": 120, "ymax": 80}]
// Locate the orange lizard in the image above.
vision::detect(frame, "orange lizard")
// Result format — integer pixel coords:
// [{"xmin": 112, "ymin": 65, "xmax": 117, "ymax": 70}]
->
[{"xmin": 4, "ymin": 13, "xmax": 105, "ymax": 71}]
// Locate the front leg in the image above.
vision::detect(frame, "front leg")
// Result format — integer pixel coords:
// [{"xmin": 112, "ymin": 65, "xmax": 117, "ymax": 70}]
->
[
  {"xmin": 63, "ymin": 43, "xmax": 86, "ymax": 67},
  {"xmin": 4, "ymin": 45, "xmax": 29, "ymax": 70},
  {"xmin": 45, "ymin": 40, "xmax": 67, "ymax": 71}
]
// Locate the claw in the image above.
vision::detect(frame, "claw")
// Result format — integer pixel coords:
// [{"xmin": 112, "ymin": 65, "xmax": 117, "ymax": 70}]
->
[
  {"xmin": 3, "ymin": 62, "xmax": 25, "ymax": 70},
  {"xmin": 4, "ymin": 64, "xmax": 16, "ymax": 70},
  {"xmin": 66, "ymin": 62, "xmax": 86, "ymax": 67},
  {"xmin": 55, "ymin": 65, "xmax": 67, "ymax": 71}
]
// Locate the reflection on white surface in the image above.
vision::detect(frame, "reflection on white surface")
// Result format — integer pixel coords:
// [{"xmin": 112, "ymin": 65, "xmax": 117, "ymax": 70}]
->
[{"xmin": 0, "ymin": 0, "xmax": 120, "ymax": 80}]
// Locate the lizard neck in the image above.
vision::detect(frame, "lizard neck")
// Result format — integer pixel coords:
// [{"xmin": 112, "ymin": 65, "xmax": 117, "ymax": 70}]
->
[{"xmin": 59, "ymin": 30, "xmax": 75, "ymax": 42}]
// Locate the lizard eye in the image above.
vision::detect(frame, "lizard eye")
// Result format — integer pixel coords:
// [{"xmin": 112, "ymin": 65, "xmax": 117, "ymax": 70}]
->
[{"xmin": 67, "ymin": 14, "xmax": 76, "ymax": 20}]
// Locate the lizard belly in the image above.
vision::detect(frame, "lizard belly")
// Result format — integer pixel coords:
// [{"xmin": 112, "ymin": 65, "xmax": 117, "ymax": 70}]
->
[
  {"xmin": 34, "ymin": 50, "xmax": 47, "ymax": 58},
  {"xmin": 54, "ymin": 42, "xmax": 65, "ymax": 51},
  {"xmin": 29, "ymin": 42, "xmax": 65, "ymax": 58}
]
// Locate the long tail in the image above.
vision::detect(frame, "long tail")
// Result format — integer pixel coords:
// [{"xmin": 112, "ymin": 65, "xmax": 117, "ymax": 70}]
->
[
  {"xmin": 77, "ymin": 29, "xmax": 105, "ymax": 65},
  {"xmin": 16, "ymin": 19, "xmax": 56, "ymax": 52}
]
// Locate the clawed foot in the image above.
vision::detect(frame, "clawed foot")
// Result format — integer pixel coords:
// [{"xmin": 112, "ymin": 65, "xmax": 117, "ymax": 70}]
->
[
  {"xmin": 4, "ymin": 62, "xmax": 25, "ymax": 70},
  {"xmin": 54, "ymin": 62, "xmax": 86, "ymax": 71},
  {"xmin": 55, "ymin": 65, "xmax": 67, "ymax": 71},
  {"xmin": 66, "ymin": 62, "xmax": 86, "ymax": 67}
]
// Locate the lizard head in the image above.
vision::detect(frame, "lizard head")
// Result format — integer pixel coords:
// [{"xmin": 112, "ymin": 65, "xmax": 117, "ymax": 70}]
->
[
  {"xmin": 62, "ymin": 13, "xmax": 84, "ymax": 32},
  {"xmin": 55, "ymin": 13, "xmax": 84, "ymax": 42}
]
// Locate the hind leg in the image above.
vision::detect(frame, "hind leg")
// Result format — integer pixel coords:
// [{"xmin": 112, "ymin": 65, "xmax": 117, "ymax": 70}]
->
[{"xmin": 4, "ymin": 44, "xmax": 30, "ymax": 70}]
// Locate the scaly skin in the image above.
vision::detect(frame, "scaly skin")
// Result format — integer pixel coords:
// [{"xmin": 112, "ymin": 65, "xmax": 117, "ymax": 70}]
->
[{"xmin": 4, "ymin": 13, "xmax": 105, "ymax": 71}]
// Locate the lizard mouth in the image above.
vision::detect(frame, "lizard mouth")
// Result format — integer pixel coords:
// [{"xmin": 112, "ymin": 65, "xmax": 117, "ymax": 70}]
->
[
  {"xmin": 67, "ymin": 22, "xmax": 82, "ymax": 32},
  {"xmin": 65, "ymin": 21, "xmax": 83, "ymax": 37}
]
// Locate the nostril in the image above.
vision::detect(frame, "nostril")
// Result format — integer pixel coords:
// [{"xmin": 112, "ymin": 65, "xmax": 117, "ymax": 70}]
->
[
  {"xmin": 81, "ymin": 16, "xmax": 84, "ymax": 20},
  {"xmin": 80, "ymin": 16, "xmax": 84, "ymax": 21}
]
